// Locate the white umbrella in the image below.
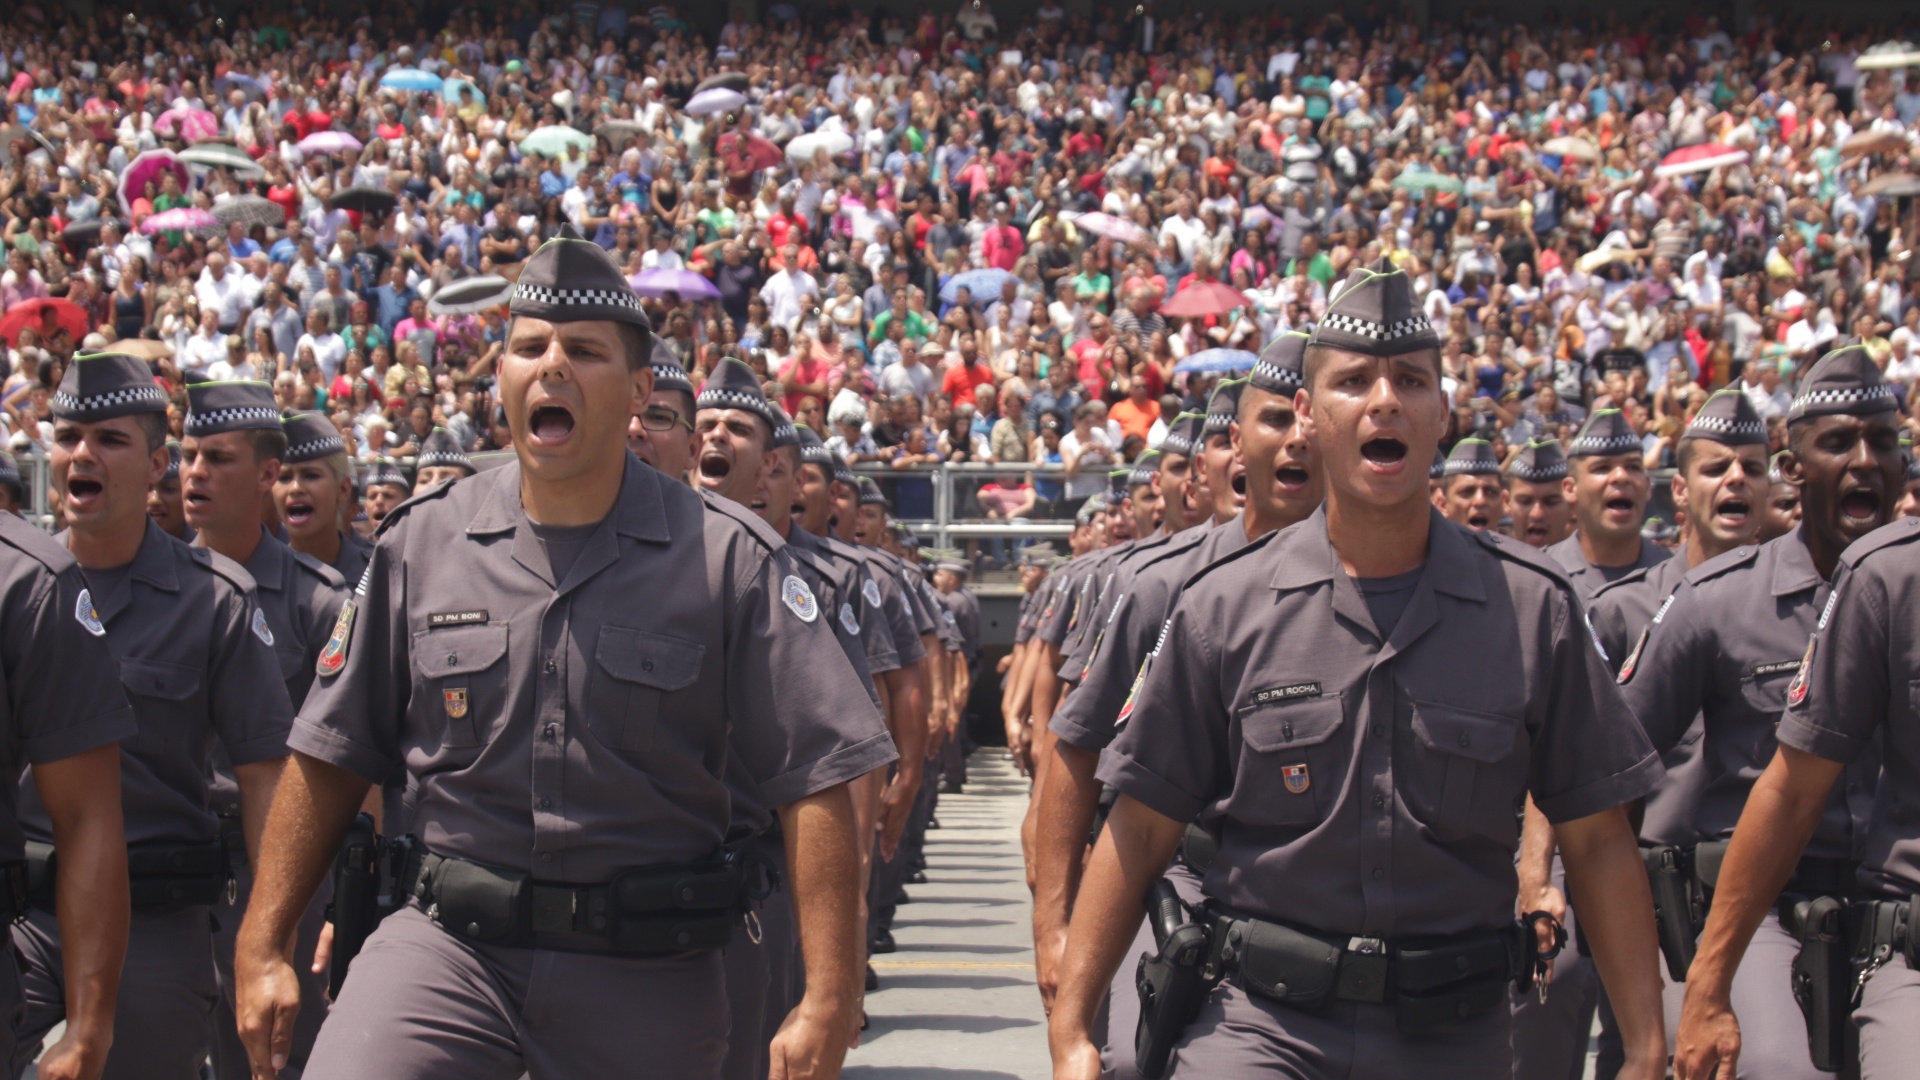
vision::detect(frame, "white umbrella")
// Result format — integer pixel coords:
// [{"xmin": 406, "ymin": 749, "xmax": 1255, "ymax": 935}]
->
[
  {"xmin": 685, "ymin": 87, "xmax": 746, "ymax": 117},
  {"xmin": 427, "ymin": 275, "xmax": 513, "ymax": 316},
  {"xmin": 785, "ymin": 130, "xmax": 854, "ymax": 162},
  {"xmin": 179, "ymin": 143, "xmax": 266, "ymax": 177},
  {"xmin": 1653, "ymin": 143, "xmax": 1748, "ymax": 178},
  {"xmin": 1065, "ymin": 211, "xmax": 1149, "ymax": 246},
  {"xmin": 1856, "ymin": 43, "xmax": 1920, "ymax": 70}
]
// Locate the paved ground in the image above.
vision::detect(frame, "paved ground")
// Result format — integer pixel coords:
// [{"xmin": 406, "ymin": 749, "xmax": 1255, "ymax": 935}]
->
[{"xmin": 846, "ymin": 751, "xmax": 1050, "ymax": 1080}]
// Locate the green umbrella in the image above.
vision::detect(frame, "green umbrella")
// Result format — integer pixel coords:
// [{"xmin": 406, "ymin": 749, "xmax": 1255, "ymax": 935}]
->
[
  {"xmin": 1392, "ymin": 171, "xmax": 1465, "ymax": 196},
  {"xmin": 517, "ymin": 125, "xmax": 592, "ymax": 158}
]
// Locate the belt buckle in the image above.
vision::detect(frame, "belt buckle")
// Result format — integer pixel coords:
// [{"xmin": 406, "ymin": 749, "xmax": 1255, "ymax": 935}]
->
[
  {"xmin": 529, "ymin": 885, "xmax": 578, "ymax": 935},
  {"xmin": 1339, "ymin": 936, "xmax": 1389, "ymax": 1004}
]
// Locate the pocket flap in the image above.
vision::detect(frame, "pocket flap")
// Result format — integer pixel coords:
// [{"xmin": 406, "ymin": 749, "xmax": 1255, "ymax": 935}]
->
[
  {"xmin": 119, "ymin": 657, "xmax": 201, "ymax": 702},
  {"xmin": 1238, "ymin": 694, "xmax": 1344, "ymax": 754},
  {"xmin": 415, "ymin": 624, "xmax": 509, "ymax": 678},
  {"xmin": 596, "ymin": 627, "xmax": 705, "ymax": 692},
  {"xmin": 1409, "ymin": 700, "xmax": 1519, "ymax": 764}
]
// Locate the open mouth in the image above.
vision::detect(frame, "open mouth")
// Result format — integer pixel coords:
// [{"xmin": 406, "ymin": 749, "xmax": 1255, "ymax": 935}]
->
[
  {"xmin": 66, "ymin": 476, "xmax": 104, "ymax": 507},
  {"xmin": 1360, "ymin": 438, "xmax": 1406, "ymax": 468},
  {"xmin": 1603, "ymin": 496, "xmax": 1635, "ymax": 516},
  {"xmin": 185, "ymin": 487, "xmax": 213, "ymax": 508},
  {"xmin": 1712, "ymin": 497, "xmax": 1749, "ymax": 527},
  {"xmin": 1274, "ymin": 464, "xmax": 1310, "ymax": 491},
  {"xmin": 1524, "ymin": 523, "xmax": 1549, "ymax": 540},
  {"xmin": 528, "ymin": 404, "xmax": 576, "ymax": 445},
  {"xmin": 698, "ymin": 450, "xmax": 732, "ymax": 480},
  {"xmin": 284, "ymin": 498, "xmax": 316, "ymax": 528},
  {"xmin": 790, "ymin": 502, "xmax": 806, "ymax": 517},
  {"xmin": 1841, "ymin": 489, "xmax": 1882, "ymax": 524},
  {"xmin": 1467, "ymin": 513, "xmax": 1489, "ymax": 528}
]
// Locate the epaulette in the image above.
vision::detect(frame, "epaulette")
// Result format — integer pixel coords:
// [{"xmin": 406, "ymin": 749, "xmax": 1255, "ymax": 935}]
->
[
  {"xmin": 1471, "ymin": 528, "xmax": 1583, "ymax": 593},
  {"xmin": 1683, "ymin": 543, "xmax": 1760, "ymax": 586},
  {"xmin": 0, "ymin": 514, "xmax": 74, "ymax": 575},
  {"xmin": 1840, "ymin": 516, "xmax": 1920, "ymax": 570},
  {"xmin": 697, "ymin": 488, "xmax": 786, "ymax": 553},
  {"xmin": 1589, "ymin": 558, "xmax": 1657, "ymax": 602},
  {"xmin": 199, "ymin": 546, "xmax": 260, "ymax": 595},
  {"xmin": 373, "ymin": 473, "xmax": 463, "ymax": 538},
  {"xmin": 1177, "ymin": 521, "xmax": 1281, "ymax": 593},
  {"xmin": 290, "ymin": 548, "xmax": 348, "ymax": 589},
  {"xmin": 1132, "ymin": 522, "xmax": 1213, "ymax": 574}
]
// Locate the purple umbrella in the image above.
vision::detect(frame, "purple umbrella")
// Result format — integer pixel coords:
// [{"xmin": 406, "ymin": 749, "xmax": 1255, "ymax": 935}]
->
[
  {"xmin": 140, "ymin": 208, "xmax": 220, "ymax": 234},
  {"xmin": 297, "ymin": 131, "xmax": 363, "ymax": 157},
  {"xmin": 628, "ymin": 269, "xmax": 721, "ymax": 301},
  {"xmin": 118, "ymin": 149, "xmax": 188, "ymax": 217}
]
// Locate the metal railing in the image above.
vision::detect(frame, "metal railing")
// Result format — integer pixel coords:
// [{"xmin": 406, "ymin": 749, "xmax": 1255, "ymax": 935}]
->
[{"xmin": 851, "ymin": 462, "xmax": 1089, "ymax": 588}]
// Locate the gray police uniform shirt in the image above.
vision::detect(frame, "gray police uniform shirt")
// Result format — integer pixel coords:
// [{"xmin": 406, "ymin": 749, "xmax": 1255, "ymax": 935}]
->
[
  {"xmin": 21, "ymin": 521, "xmax": 293, "ymax": 848},
  {"xmin": 1546, "ymin": 534, "xmax": 1671, "ymax": 600},
  {"xmin": 1039, "ymin": 549, "xmax": 1113, "ymax": 650},
  {"xmin": 946, "ymin": 586, "xmax": 980, "ymax": 664},
  {"xmin": 1778, "ymin": 517, "xmax": 1920, "ymax": 898},
  {"xmin": 0, "ymin": 515, "xmax": 139, "ymax": 861},
  {"xmin": 1060, "ymin": 532, "xmax": 1180, "ymax": 682},
  {"xmin": 1053, "ymin": 519, "xmax": 1250, "ymax": 754},
  {"xmin": 903, "ymin": 562, "xmax": 963, "ymax": 653},
  {"xmin": 332, "ymin": 531, "xmax": 374, "ymax": 589},
  {"xmin": 1100, "ymin": 507, "xmax": 1661, "ymax": 937},
  {"xmin": 846, "ymin": 544, "xmax": 928, "ymax": 668},
  {"xmin": 788, "ymin": 526, "xmax": 901, "ymax": 677},
  {"xmin": 779, "ymin": 523, "xmax": 881, "ymax": 709},
  {"xmin": 1014, "ymin": 578, "xmax": 1051, "ymax": 646},
  {"xmin": 244, "ymin": 529, "xmax": 350, "ymax": 710},
  {"xmin": 1588, "ymin": 547, "xmax": 1705, "ymax": 847},
  {"xmin": 1618, "ymin": 528, "xmax": 1878, "ymax": 862},
  {"xmin": 289, "ymin": 457, "xmax": 896, "ymax": 881}
]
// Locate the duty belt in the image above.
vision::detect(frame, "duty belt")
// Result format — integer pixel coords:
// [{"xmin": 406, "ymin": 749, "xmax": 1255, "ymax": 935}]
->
[
  {"xmin": 25, "ymin": 839, "xmax": 228, "ymax": 912},
  {"xmin": 1847, "ymin": 895, "xmax": 1920, "ymax": 995},
  {"xmin": 400, "ymin": 840, "xmax": 757, "ymax": 955}
]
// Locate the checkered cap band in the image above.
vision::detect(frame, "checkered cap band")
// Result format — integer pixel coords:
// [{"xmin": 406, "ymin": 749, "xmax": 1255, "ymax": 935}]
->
[
  {"xmin": 512, "ymin": 282, "xmax": 644, "ymax": 313},
  {"xmin": 184, "ymin": 405, "xmax": 281, "ymax": 436},
  {"xmin": 366, "ymin": 465, "xmax": 409, "ymax": 489},
  {"xmin": 1203, "ymin": 414, "xmax": 1233, "ymax": 435},
  {"xmin": 1161, "ymin": 432, "xmax": 1194, "ymax": 458},
  {"xmin": 286, "ymin": 433, "xmax": 346, "ymax": 460},
  {"xmin": 1509, "ymin": 460, "xmax": 1568, "ymax": 482},
  {"xmin": 1316, "ymin": 311, "xmax": 1436, "ymax": 344},
  {"xmin": 696, "ymin": 386, "xmax": 786, "ymax": 435},
  {"xmin": 1569, "ymin": 432, "xmax": 1641, "ymax": 456},
  {"xmin": 1684, "ymin": 414, "xmax": 1768, "ymax": 439},
  {"xmin": 1788, "ymin": 383, "xmax": 1897, "ymax": 421},
  {"xmin": 799, "ymin": 443, "xmax": 834, "ymax": 466},
  {"xmin": 1441, "ymin": 457, "xmax": 1501, "ymax": 477},
  {"xmin": 1251, "ymin": 360, "xmax": 1302, "ymax": 393},
  {"xmin": 54, "ymin": 383, "xmax": 167, "ymax": 417},
  {"xmin": 651, "ymin": 364, "xmax": 693, "ymax": 392},
  {"xmin": 417, "ymin": 449, "xmax": 472, "ymax": 469}
]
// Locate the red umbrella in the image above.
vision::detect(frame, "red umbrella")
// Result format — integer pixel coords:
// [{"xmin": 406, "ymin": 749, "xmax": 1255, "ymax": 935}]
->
[
  {"xmin": 1158, "ymin": 281, "xmax": 1251, "ymax": 319},
  {"xmin": 1654, "ymin": 143, "xmax": 1748, "ymax": 178},
  {"xmin": 0, "ymin": 298, "xmax": 90, "ymax": 346}
]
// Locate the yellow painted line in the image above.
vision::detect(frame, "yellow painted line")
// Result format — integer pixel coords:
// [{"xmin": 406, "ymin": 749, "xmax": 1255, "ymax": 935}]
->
[{"xmin": 870, "ymin": 960, "xmax": 1033, "ymax": 970}]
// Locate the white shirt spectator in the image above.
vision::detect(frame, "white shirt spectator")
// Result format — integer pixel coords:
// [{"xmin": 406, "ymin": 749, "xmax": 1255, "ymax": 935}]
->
[{"xmin": 758, "ymin": 268, "xmax": 820, "ymax": 332}]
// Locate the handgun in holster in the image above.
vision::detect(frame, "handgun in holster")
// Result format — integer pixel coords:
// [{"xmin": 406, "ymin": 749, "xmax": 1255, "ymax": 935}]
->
[
  {"xmin": 1783, "ymin": 895, "xmax": 1852, "ymax": 1074},
  {"xmin": 1133, "ymin": 878, "xmax": 1216, "ymax": 1080},
  {"xmin": 325, "ymin": 812, "xmax": 382, "ymax": 998},
  {"xmin": 1642, "ymin": 844, "xmax": 1700, "ymax": 981}
]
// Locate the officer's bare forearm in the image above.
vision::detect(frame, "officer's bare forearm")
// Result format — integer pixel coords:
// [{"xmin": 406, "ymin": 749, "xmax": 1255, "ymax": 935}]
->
[
  {"xmin": 1030, "ymin": 646, "xmax": 1064, "ymax": 729},
  {"xmin": 922, "ymin": 634, "xmax": 948, "ymax": 727},
  {"xmin": 948, "ymin": 651, "xmax": 970, "ymax": 725},
  {"xmin": 1558, "ymin": 805, "xmax": 1668, "ymax": 1064},
  {"xmin": 883, "ymin": 663, "xmax": 927, "ymax": 780},
  {"xmin": 782, "ymin": 783, "xmax": 863, "ymax": 1015},
  {"xmin": 1032, "ymin": 741, "xmax": 1101, "ymax": 940},
  {"xmin": 1517, "ymin": 797, "xmax": 1555, "ymax": 904},
  {"xmin": 1686, "ymin": 747, "xmax": 1840, "ymax": 999},
  {"xmin": 33, "ymin": 745, "xmax": 130, "ymax": 1050},
  {"xmin": 233, "ymin": 756, "xmax": 288, "ymax": 866},
  {"xmin": 237, "ymin": 753, "xmax": 370, "ymax": 965},
  {"xmin": 1051, "ymin": 796, "xmax": 1185, "ymax": 1045}
]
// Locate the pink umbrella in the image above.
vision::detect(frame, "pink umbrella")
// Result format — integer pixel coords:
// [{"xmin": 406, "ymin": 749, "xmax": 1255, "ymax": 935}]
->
[
  {"xmin": 628, "ymin": 269, "xmax": 722, "ymax": 301},
  {"xmin": 1071, "ymin": 211, "xmax": 1148, "ymax": 246},
  {"xmin": 140, "ymin": 208, "xmax": 220, "ymax": 234},
  {"xmin": 1654, "ymin": 143, "xmax": 1748, "ymax": 178},
  {"xmin": 117, "ymin": 149, "xmax": 189, "ymax": 217},
  {"xmin": 298, "ymin": 131, "xmax": 363, "ymax": 157},
  {"xmin": 1157, "ymin": 281, "xmax": 1251, "ymax": 319},
  {"xmin": 156, "ymin": 107, "xmax": 221, "ymax": 142}
]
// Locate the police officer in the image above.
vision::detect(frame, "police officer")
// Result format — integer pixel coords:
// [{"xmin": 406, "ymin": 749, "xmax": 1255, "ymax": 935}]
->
[
  {"xmin": 929, "ymin": 553, "xmax": 979, "ymax": 794},
  {"xmin": 0, "ymin": 452, "xmax": 24, "ymax": 518},
  {"xmin": 277, "ymin": 412, "xmax": 375, "ymax": 584},
  {"xmin": 1673, "ymin": 512, "xmax": 1920, "ymax": 1080},
  {"xmin": 1504, "ymin": 441, "xmax": 1573, "ymax": 549},
  {"xmin": 1002, "ymin": 544, "xmax": 1058, "ymax": 775},
  {"xmin": 629, "ymin": 333, "xmax": 697, "ymax": 482},
  {"xmin": 180, "ymin": 381, "xmax": 353, "ymax": 1080},
  {"xmin": 1035, "ymin": 342, "xmax": 1325, "ymax": 1066},
  {"xmin": 234, "ymin": 234, "xmax": 892, "ymax": 1080},
  {"xmin": 1434, "ymin": 438, "xmax": 1503, "ymax": 531},
  {"xmin": 145, "ymin": 442, "xmax": 191, "ymax": 541},
  {"xmin": 411, "ymin": 428, "xmax": 475, "ymax": 494},
  {"xmin": 1571, "ymin": 389, "xmax": 1771, "ymax": 1080},
  {"xmin": 1050, "ymin": 259, "xmax": 1667, "ymax": 1080},
  {"xmin": 1547, "ymin": 408, "xmax": 1670, "ymax": 598},
  {"xmin": 1762, "ymin": 451, "xmax": 1802, "ymax": 541},
  {"xmin": 360, "ymin": 461, "xmax": 411, "ymax": 529},
  {"xmin": 1620, "ymin": 344, "xmax": 1900, "ymax": 1080},
  {"xmin": 24, "ymin": 352, "xmax": 294, "ymax": 1080}
]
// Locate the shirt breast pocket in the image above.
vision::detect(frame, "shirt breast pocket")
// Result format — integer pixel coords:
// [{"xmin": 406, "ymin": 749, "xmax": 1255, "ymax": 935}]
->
[
  {"xmin": 411, "ymin": 625, "xmax": 509, "ymax": 750},
  {"xmin": 1234, "ymin": 694, "xmax": 1345, "ymax": 827},
  {"xmin": 587, "ymin": 626, "xmax": 705, "ymax": 756},
  {"xmin": 1407, "ymin": 699, "xmax": 1522, "ymax": 839},
  {"xmin": 1740, "ymin": 666, "xmax": 1796, "ymax": 714},
  {"xmin": 118, "ymin": 657, "xmax": 202, "ymax": 749}
]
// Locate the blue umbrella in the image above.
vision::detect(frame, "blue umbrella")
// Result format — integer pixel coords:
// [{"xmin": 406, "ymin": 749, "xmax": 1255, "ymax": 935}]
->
[
  {"xmin": 215, "ymin": 72, "xmax": 268, "ymax": 98},
  {"xmin": 380, "ymin": 68, "xmax": 444, "ymax": 93},
  {"xmin": 939, "ymin": 267, "xmax": 1014, "ymax": 304},
  {"xmin": 1172, "ymin": 349, "xmax": 1259, "ymax": 375},
  {"xmin": 442, "ymin": 77, "xmax": 480, "ymax": 104}
]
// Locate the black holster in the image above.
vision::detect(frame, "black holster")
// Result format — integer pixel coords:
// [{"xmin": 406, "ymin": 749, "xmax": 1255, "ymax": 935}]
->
[
  {"xmin": 325, "ymin": 812, "xmax": 382, "ymax": 998},
  {"xmin": 1179, "ymin": 822, "xmax": 1218, "ymax": 877},
  {"xmin": 1642, "ymin": 844, "xmax": 1702, "ymax": 982},
  {"xmin": 1783, "ymin": 895, "xmax": 1852, "ymax": 1074},
  {"xmin": 1132, "ymin": 878, "xmax": 1215, "ymax": 1080}
]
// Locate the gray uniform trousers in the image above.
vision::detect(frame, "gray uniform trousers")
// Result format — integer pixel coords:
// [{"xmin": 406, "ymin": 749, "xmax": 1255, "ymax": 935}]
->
[
  {"xmin": 11, "ymin": 905, "xmax": 217, "ymax": 1080},
  {"xmin": 1102, "ymin": 860, "xmax": 1206, "ymax": 1080},
  {"xmin": 304, "ymin": 906, "xmax": 728, "ymax": 1080},
  {"xmin": 722, "ymin": 837, "xmax": 797, "ymax": 1080},
  {"xmin": 1856, "ymin": 957, "xmax": 1920, "ymax": 1078},
  {"xmin": 1510, "ymin": 855, "xmax": 1599, "ymax": 1080},
  {"xmin": 209, "ymin": 850, "xmax": 331, "ymax": 1079},
  {"xmin": 1655, "ymin": 913, "xmax": 1825, "ymax": 1080}
]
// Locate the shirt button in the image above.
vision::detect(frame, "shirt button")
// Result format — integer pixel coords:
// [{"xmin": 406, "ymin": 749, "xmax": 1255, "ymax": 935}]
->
[
  {"xmin": 1457, "ymin": 733, "xmax": 1471, "ymax": 749},
  {"xmin": 540, "ymin": 852, "xmax": 553, "ymax": 863},
  {"xmin": 1371, "ymin": 725, "xmax": 1383, "ymax": 738},
  {"xmin": 642, "ymin": 659, "xmax": 654, "ymax": 672},
  {"xmin": 446, "ymin": 654, "xmax": 458, "ymax": 667},
  {"xmin": 1372, "ymin": 793, "xmax": 1385, "ymax": 809},
  {"xmin": 538, "ymin": 797, "xmax": 552, "ymax": 810},
  {"xmin": 544, "ymin": 724, "xmax": 558, "ymax": 740},
  {"xmin": 544, "ymin": 659, "xmax": 557, "ymax": 674},
  {"xmin": 1372, "ymin": 867, "xmax": 1385, "ymax": 880}
]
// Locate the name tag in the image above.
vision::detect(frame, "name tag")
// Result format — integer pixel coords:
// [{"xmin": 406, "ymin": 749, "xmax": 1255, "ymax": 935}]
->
[
  {"xmin": 429, "ymin": 610, "xmax": 490, "ymax": 628},
  {"xmin": 1251, "ymin": 682, "xmax": 1322, "ymax": 705},
  {"xmin": 1750, "ymin": 660, "xmax": 1801, "ymax": 678}
]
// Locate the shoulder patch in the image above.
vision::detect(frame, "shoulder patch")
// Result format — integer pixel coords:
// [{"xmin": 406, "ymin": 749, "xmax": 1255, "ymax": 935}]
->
[
  {"xmin": 74, "ymin": 588, "xmax": 106, "ymax": 636},
  {"xmin": 317, "ymin": 598, "xmax": 356, "ymax": 676},
  {"xmin": 1616, "ymin": 624, "xmax": 1649, "ymax": 684},
  {"xmin": 863, "ymin": 575, "xmax": 883, "ymax": 608},
  {"xmin": 251, "ymin": 606, "xmax": 275, "ymax": 646},
  {"xmin": 1786, "ymin": 634, "xmax": 1816, "ymax": 708},
  {"xmin": 839, "ymin": 601, "xmax": 861, "ymax": 636},
  {"xmin": 782, "ymin": 574, "xmax": 818, "ymax": 622}
]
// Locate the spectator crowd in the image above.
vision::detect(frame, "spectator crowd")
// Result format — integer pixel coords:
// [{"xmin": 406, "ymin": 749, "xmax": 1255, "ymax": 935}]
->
[{"xmin": 2, "ymin": 0, "xmax": 1919, "ymax": 540}]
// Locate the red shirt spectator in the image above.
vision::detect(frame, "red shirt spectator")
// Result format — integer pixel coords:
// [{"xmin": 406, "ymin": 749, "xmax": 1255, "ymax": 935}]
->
[{"xmin": 941, "ymin": 359, "xmax": 994, "ymax": 403}]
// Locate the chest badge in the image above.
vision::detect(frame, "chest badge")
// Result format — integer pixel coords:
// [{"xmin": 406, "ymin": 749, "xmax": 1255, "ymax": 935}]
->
[
  {"xmin": 1787, "ymin": 637, "xmax": 1816, "ymax": 708},
  {"xmin": 863, "ymin": 578, "xmax": 883, "ymax": 608},
  {"xmin": 1283, "ymin": 764, "xmax": 1311, "ymax": 794},
  {"xmin": 316, "ymin": 599, "xmax": 356, "ymax": 677},
  {"xmin": 74, "ymin": 589, "xmax": 105, "ymax": 637},
  {"xmin": 444, "ymin": 687, "xmax": 469, "ymax": 720},
  {"xmin": 251, "ymin": 607, "xmax": 275, "ymax": 647},
  {"xmin": 839, "ymin": 602, "xmax": 861, "ymax": 636},
  {"xmin": 783, "ymin": 575, "xmax": 819, "ymax": 623}
]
